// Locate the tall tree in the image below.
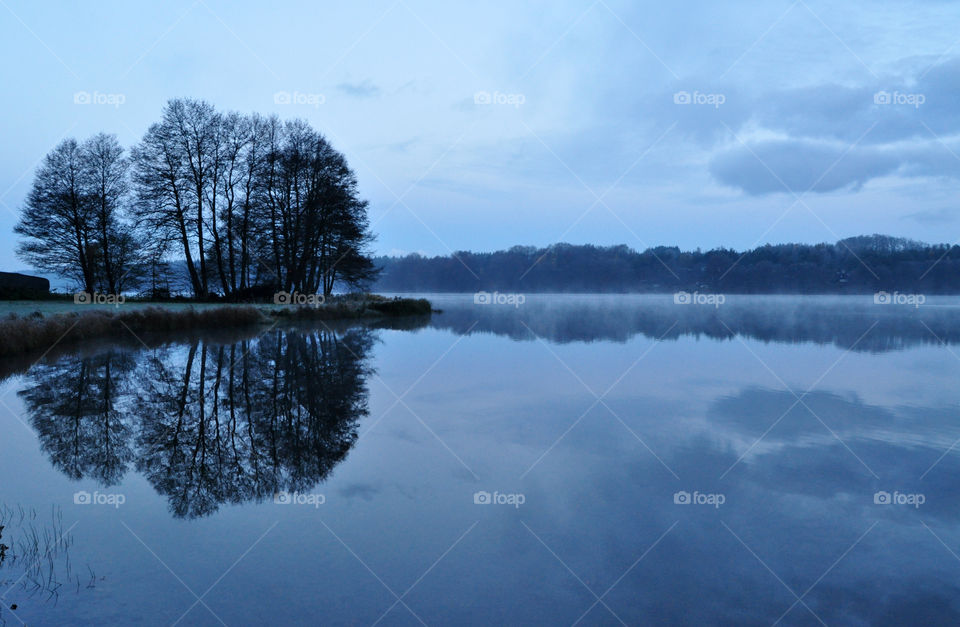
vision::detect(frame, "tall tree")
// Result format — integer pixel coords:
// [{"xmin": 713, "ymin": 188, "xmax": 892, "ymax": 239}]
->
[
  {"xmin": 15, "ymin": 138, "xmax": 98, "ymax": 293},
  {"xmin": 82, "ymin": 133, "xmax": 129, "ymax": 293},
  {"xmin": 131, "ymin": 115, "xmax": 204, "ymax": 296},
  {"xmin": 168, "ymin": 99, "xmax": 218, "ymax": 298},
  {"xmin": 257, "ymin": 119, "xmax": 378, "ymax": 295}
]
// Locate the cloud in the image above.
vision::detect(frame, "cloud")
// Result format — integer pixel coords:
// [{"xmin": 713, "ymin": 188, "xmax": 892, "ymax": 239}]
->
[
  {"xmin": 903, "ymin": 206, "xmax": 958, "ymax": 224},
  {"xmin": 337, "ymin": 483, "xmax": 381, "ymax": 501},
  {"xmin": 382, "ymin": 137, "xmax": 418, "ymax": 153},
  {"xmin": 709, "ymin": 139, "xmax": 902, "ymax": 194},
  {"xmin": 701, "ymin": 56, "xmax": 960, "ymax": 194},
  {"xmin": 336, "ymin": 79, "xmax": 381, "ymax": 99}
]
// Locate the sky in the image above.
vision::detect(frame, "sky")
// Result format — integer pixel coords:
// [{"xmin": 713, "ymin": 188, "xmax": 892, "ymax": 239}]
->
[{"xmin": 1, "ymin": 0, "xmax": 960, "ymax": 271}]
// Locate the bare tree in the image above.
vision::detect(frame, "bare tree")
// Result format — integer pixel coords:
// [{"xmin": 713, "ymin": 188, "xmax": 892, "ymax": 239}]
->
[
  {"xmin": 168, "ymin": 99, "xmax": 218, "ymax": 297},
  {"xmin": 28, "ymin": 99, "xmax": 381, "ymax": 299},
  {"xmin": 82, "ymin": 133, "xmax": 129, "ymax": 293},
  {"xmin": 15, "ymin": 139, "xmax": 98, "ymax": 292},
  {"xmin": 131, "ymin": 115, "xmax": 204, "ymax": 296}
]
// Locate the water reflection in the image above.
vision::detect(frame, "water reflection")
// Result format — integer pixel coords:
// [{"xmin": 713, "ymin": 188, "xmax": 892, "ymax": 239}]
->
[
  {"xmin": 4, "ymin": 300, "xmax": 960, "ymax": 623},
  {"xmin": 21, "ymin": 350, "xmax": 137, "ymax": 486},
  {"xmin": 427, "ymin": 294, "xmax": 960, "ymax": 351},
  {"xmin": 18, "ymin": 326, "xmax": 377, "ymax": 518}
]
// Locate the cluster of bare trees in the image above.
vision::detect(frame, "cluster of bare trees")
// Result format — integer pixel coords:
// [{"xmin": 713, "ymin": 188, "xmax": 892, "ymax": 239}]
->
[
  {"xmin": 15, "ymin": 134, "xmax": 139, "ymax": 295},
  {"xmin": 16, "ymin": 98, "xmax": 377, "ymax": 298}
]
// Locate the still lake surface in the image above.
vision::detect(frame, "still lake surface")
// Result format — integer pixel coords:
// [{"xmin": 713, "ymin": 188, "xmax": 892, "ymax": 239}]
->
[{"xmin": 2, "ymin": 294, "xmax": 960, "ymax": 625}]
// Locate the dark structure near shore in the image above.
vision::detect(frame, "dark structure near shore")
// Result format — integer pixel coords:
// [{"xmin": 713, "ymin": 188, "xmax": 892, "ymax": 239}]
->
[{"xmin": 0, "ymin": 271, "xmax": 49, "ymax": 298}]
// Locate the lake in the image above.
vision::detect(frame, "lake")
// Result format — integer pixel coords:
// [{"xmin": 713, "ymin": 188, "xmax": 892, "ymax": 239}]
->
[{"xmin": 1, "ymin": 294, "xmax": 959, "ymax": 625}]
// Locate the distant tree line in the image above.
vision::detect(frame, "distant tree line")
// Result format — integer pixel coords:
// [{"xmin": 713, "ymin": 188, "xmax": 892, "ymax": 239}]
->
[
  {"xmin": 16, "ymin": 99, "xmax": 377, "ymax": 298},
  {"xmin": 375, "ymin": 235, "xmax": 960, "ymax": 293}
]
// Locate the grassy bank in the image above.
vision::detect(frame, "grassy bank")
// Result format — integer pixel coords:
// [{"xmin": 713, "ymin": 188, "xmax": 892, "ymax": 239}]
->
[
  {"xmin": 0, "ymin": 296, "xmax": 432, "ymax": 359},
  {"xmin": 270, "ymin": 296, "xmax": 432, "ymax": 319}
]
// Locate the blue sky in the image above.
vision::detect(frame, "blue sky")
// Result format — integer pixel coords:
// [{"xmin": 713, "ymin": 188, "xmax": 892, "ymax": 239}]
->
[{"xmin": 1, "ymin": 0, "xmax": 959, "ymax": 271}]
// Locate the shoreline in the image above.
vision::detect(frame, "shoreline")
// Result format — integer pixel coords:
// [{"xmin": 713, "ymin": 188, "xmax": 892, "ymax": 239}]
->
[{"xmin": 0, "ymin": 297, "xmax": 433, "ymax": 360}]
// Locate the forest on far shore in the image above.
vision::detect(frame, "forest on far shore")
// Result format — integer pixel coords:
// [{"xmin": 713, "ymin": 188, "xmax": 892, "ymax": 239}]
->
[{"xmin": 374, "ymin": 235, "xmax": 960, "ymax": 294}]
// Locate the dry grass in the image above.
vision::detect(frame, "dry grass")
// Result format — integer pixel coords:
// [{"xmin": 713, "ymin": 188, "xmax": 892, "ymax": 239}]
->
[
  {"xmin": 0, "ymin": 306, "xmax": 267, "ymax": 358},
  {"xmin": 267, "ymin": 297, "xmax": 433, "ymax": 320},
  {"xmin": 365, "ymin": 297, "xmax": 432, "ymax": 316},
  {"xmin": 0, "ymin": 297, "xmax": 433, "ymax": 360}
]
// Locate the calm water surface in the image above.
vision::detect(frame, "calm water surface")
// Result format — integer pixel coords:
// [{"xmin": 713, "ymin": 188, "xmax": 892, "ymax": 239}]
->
[{"xmin": 2, "ymin": 295, "xmax": 960, "ymax": 626}]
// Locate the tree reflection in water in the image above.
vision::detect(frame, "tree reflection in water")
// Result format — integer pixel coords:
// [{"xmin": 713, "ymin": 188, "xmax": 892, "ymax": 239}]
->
[{"xmin": 18, "ymin": 326, "xmax": 376, "ymax": 519}]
